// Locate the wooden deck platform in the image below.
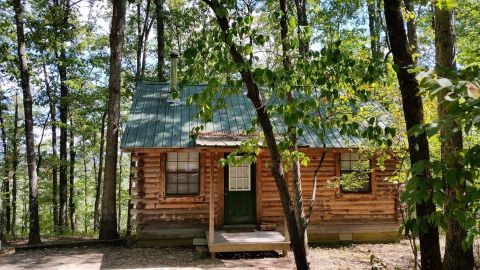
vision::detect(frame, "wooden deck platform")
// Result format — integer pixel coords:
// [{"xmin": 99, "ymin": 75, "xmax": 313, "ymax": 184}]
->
[{"xmin": 205, "ymin": 230, "xmax": 290, "ymax": 257}]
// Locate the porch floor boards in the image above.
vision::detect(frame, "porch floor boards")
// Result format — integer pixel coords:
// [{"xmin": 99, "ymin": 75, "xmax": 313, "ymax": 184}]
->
[{"xmin": 205, "ymin": 230, "xmax": 290, "ymax": 256}]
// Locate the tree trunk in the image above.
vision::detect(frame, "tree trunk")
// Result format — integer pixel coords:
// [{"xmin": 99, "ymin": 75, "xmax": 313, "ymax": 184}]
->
[
  {"xmin": 10, "ymin": 91, "xmax": 19, "ymax": 236},
  {"xmin": 202, "ymin": 1, "xmax": 309, "ymax": 268},
  {"xmin": 404, "ymin": 0, "xmax": 418, "ymax": 57},
  {"xmin": 434, "ymin": 4, "xmax": 474, "ymax": 269},
  {"xmin": 383, "ymin": 0, "xmax": 441, "ymax": 268},
  {"xmin": 280, "ymin": 0, "xmax": 309, "ymax": 253},
  {"xmin": 94, "ymin": 111, "xmax": 106, "ymax": 231},
  {"xmin": 0, "ymin": 208, "xmax": 5, "ymax": 245},
  {"xmin": 82, "ymin": 139, "xmax": 88, "ymax": 233},
  {"xmin": 0, "ymin": 98, "xmax": 11, "ymax": 235},
  {"xmin": 44, "ymin": 64, "xmax": 59, "ymax": 232},
  {"xmin": 69, "ymin": 117, "xmax": 76, "ymax": 232},
  {"xmin": 56, "ymin": 0, "xmax": 71, "ymax": 233},
  {"xmin": 155, "ymin": 0, "xmax": 165, "ymax": 81},
  {"xmin": 12, "ymin": 0, "xmax": 41, "ymax": 244},
  {"xmin": 294, "ymin": 0, "xmax": 309, "ymax": 57},
  {"xmin": 99, "ymin": 0, "xmax": 126, "ymax": 240},
  {"xmin": 58, "ymin": 48, "xmax": 69, "ymax": 233},
  {"xmin": 368, "ymin": 0, "xmax": 382, "ymax": 60}
]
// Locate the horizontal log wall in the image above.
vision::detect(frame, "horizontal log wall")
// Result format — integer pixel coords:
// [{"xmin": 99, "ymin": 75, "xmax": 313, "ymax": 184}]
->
[
  {"xmin": 258, "ymin": 150, "xmax": 400, "ymax": 225},
  {"xmin": 130, "ymin": 148, "xmax": 400, "ymax": 234}
]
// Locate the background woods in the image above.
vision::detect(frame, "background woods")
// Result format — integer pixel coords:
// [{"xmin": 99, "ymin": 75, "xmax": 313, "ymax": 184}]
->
[{"xmin": 0, "ymin": 0, "xmax": 479, "ymax": 269}]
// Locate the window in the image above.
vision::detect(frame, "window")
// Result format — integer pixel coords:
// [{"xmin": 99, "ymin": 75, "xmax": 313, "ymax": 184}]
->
[
  {"xmin": 228, "ymin": 157, "xmax": 251, "ymax": 191},
  {"xmin": 166, "ymin": 152, "xmax": 200, "ymax": 195},
  {"xmin": 340, "ymin": 152, "xmax": 371, "ymax": 193}
]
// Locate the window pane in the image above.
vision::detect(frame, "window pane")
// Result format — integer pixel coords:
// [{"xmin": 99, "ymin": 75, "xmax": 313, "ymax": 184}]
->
[
  {"xmin": 167, "ymin": 183, "xmax": 177, "ymax": 194},
  {"xmin": 177, "ymin": 161, "xmax": 188, "ymax": 171},
  {"xmin": 188, "ymin": 173, "xmax": 199, "ymax": 184},
  {"xmin": 167, "ymin": 161, "xmax": 177, "ymax": 172},
  {"xmin": 177, "ymin": 173, "xmax": 188, "ymax": 183},
  {"xmin": 189, "ymin": 152, "xmax": 199, "ymax": 161},
  {"xmin": 351, "ymin": 152, "xmax": 359, "ymax": 160},
  {"xmin": 178, "ymin": 183, "xmax": 188, "ymax": 194},
  {"xmin": 167, "ymin": 152, "xmax": 177, "ymax": 161},
  {"xmin": 188, "ymin": 182, "xmax": 199, "ymax": 194},
  {"xmin": 341, "ymin": 161, "xmax": 351, "ymax": 170},
  {"xmin": 188, "ymin": 161, "xmax": 199, "ymax": 171},
  {"xmin": 177, "ymin": 152, "xmax": 189, "ymax": 161},
  {"xmin": 167, "ymin": 173, "xmax": 177, "ymax": 183},
  {"xmin": 341, "ymin": 152, "xmax": 351, "ymax": 161}
]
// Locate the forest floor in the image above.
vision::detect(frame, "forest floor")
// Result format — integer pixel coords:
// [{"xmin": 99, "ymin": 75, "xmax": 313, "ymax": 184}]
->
[{"xmin": 0, "ymin": 237, "xmax": 477, "ymax": 269}]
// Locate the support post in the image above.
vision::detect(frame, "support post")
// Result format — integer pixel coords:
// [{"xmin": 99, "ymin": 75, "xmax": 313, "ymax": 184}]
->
[
  {"xmin": 208, "ymin": 152, "xmax": 215, "ymax": 258},
  {"xmin": 283, "ymin": 173, "xmax": 290, "ymax": 257}
]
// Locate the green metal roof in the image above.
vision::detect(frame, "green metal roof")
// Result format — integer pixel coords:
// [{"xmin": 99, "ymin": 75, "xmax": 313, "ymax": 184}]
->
[{"xmin": 120, "ymin": 82, "xmax": 386, "ymax": 149}]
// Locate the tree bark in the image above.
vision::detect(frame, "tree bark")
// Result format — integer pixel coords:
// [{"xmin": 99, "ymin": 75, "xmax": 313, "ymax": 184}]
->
[
  {"xmin": 94, "ymin": 111, "xmax": 106, "ymax": 231},
  {"xmin": 44, "ymin": 64, "xmax": 59, "ymax": 232},
  {"xmin": 99, "ymin": 0, "xmax": 126, "ymax": 240},
  {"xmin": 368, "ymin": 0, "xmax": 382, "ymax": 60},
  {"xmin": 155, "ymin": 0, "xmax": 165, "ymax": 81},
  {"xmin": 293, "ymin": 0, "xmax": 309, "ymax": 57},
  {"xmin": 404, "ymin": 0, "xmax": 418, "ymax": 57},
  {"xmin": 10, "ymin": 91, "xmax": 19, "ymax": 236},
  {"xmin": 12, "ymin": 0, "xmax": 41, "ymax": 244},
  {"xmin": 0, "ymin": 97, "xmax": 11, "ymax": 235},
  {"xmin": 82, "ymin": 139, "xmax": 88, "ymax": 233},
  {"xmin": 434, "ymin": 4, "xmax": 474, "ymax": 269},
  {"xmin": 201, "ymin": 1, "xmax": 309, "ymax": 268},
  {"xmin": 383, "ymin": 0, "xmax": 441, "ymax": 268},
  {"xmin": 280, "ymin": 0, "xmax": 308, "ymax": 251},
  {"xmin": 69, "ymin": 117, "xmax": 76, "ymax": 232},
  {"xmin": 0, "ymin": 208, "xmax": 5, "ymax": 245}
]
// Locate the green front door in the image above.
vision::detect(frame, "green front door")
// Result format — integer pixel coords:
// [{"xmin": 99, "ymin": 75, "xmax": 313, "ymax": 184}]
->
[{"xmin": 224, "ymin": 155, "xmax": 256, "ymax": 225}]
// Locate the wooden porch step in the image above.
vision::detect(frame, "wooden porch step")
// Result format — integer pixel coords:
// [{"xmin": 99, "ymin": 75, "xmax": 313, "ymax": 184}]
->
[{"xmin": 205, "ymin": 230, "xmax": 290, "ymax": 255}]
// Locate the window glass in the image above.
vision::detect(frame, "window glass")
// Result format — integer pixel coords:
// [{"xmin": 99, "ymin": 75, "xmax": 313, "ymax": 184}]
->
[
  {"xmin": 229, "ymin": 157, "xmax": 251, "ymax": 191},
  {"xmin": 340, "ymin": 152, "xmax": 371, "ymax": 193},
  {"xmin": 166, "ymin": 152, "xmax": 200, "ymax": 195}
]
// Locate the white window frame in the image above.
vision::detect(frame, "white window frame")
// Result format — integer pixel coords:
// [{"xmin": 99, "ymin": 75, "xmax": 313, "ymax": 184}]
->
[{"xmin": 228, "ymin": 157, "xmax": 251, "ymax": 191}]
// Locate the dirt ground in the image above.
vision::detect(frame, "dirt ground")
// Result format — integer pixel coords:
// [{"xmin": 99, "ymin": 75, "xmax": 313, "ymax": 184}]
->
[{"xmin": 0, "ymin": 239, "xmax": 427, "ymax": 270}]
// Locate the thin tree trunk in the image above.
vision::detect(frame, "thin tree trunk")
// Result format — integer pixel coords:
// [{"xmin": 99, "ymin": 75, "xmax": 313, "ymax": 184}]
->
[
  {"xmin": 36, "ymin": 113, "xmax": 49, "ymax": 175},
  {"xmin": 82, "ymin": 139, "xmax": 88, "ymax": 233},
  {"xmin": 434, "ymin": 4, "xmax": 474, "ymax": 269},
  {"xmin": 57, "ymin": 0, "xmax": 71, "ymax": 233},
  {"xmin": 99, "ymin": 0, "xmax": 127, "ymax": 240},
  {"xmin": 280, "ymin": 0, "xmax": 308, "ymax": 252},
  {"xmin": 368, "ymin": 0, "xmax": 382, "ymax": 60},
  {"xmin": 0, "ymin": 208, "xmax": 4, "ymax": 244},
  {"xmin": 201, "ymin": 1, "xmax": 309, "ymax": 268},
  {"xmin": 404, "ymin": 0, "xmax": 418, "ymax": 57},
  {"xmin": 44, "ymin": 64, "xmax": 59, "ymax": 232},
  {"xmin": 294, "ymin": 0, "xmax": 309, "ymax": 57},
  {"xmin": 69, "ymin": 117, "xmax": 76, "ymax": 232},
  {"xmin": 141, "ymin": 17, "xmax": 155, "ymax": 77},
  {"xmin": 383, "ymin": 0, "xmax": 441, "ymax": 268},
  {"xmin": 155, "ymin": 0, "xmax": 165, "ymax": 81},
  {"xmin": 94, "ymin": 111, "xmax": 106, "ymax": 231},
  {"xmin": 0, "ymin": 98, "xmax": 11, "ymax": 235},
  {"xmin": 12, "ymin": 0, "xmax": 41, "ymax": 244},
  {"xmin": 11, "ymin": 91, "xmax": 19, "ymax": 236}
]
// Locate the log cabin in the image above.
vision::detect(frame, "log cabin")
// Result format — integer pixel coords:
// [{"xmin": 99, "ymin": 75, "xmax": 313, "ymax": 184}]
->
[{"xmin": 120, "ymin": 55, "xmax": 401, "ymax": 255}]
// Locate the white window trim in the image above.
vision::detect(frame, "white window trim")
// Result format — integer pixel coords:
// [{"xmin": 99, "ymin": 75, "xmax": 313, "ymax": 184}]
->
[{"xmin": 228, "ymin": 157, "xmax": 251, "ymax": 191}]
